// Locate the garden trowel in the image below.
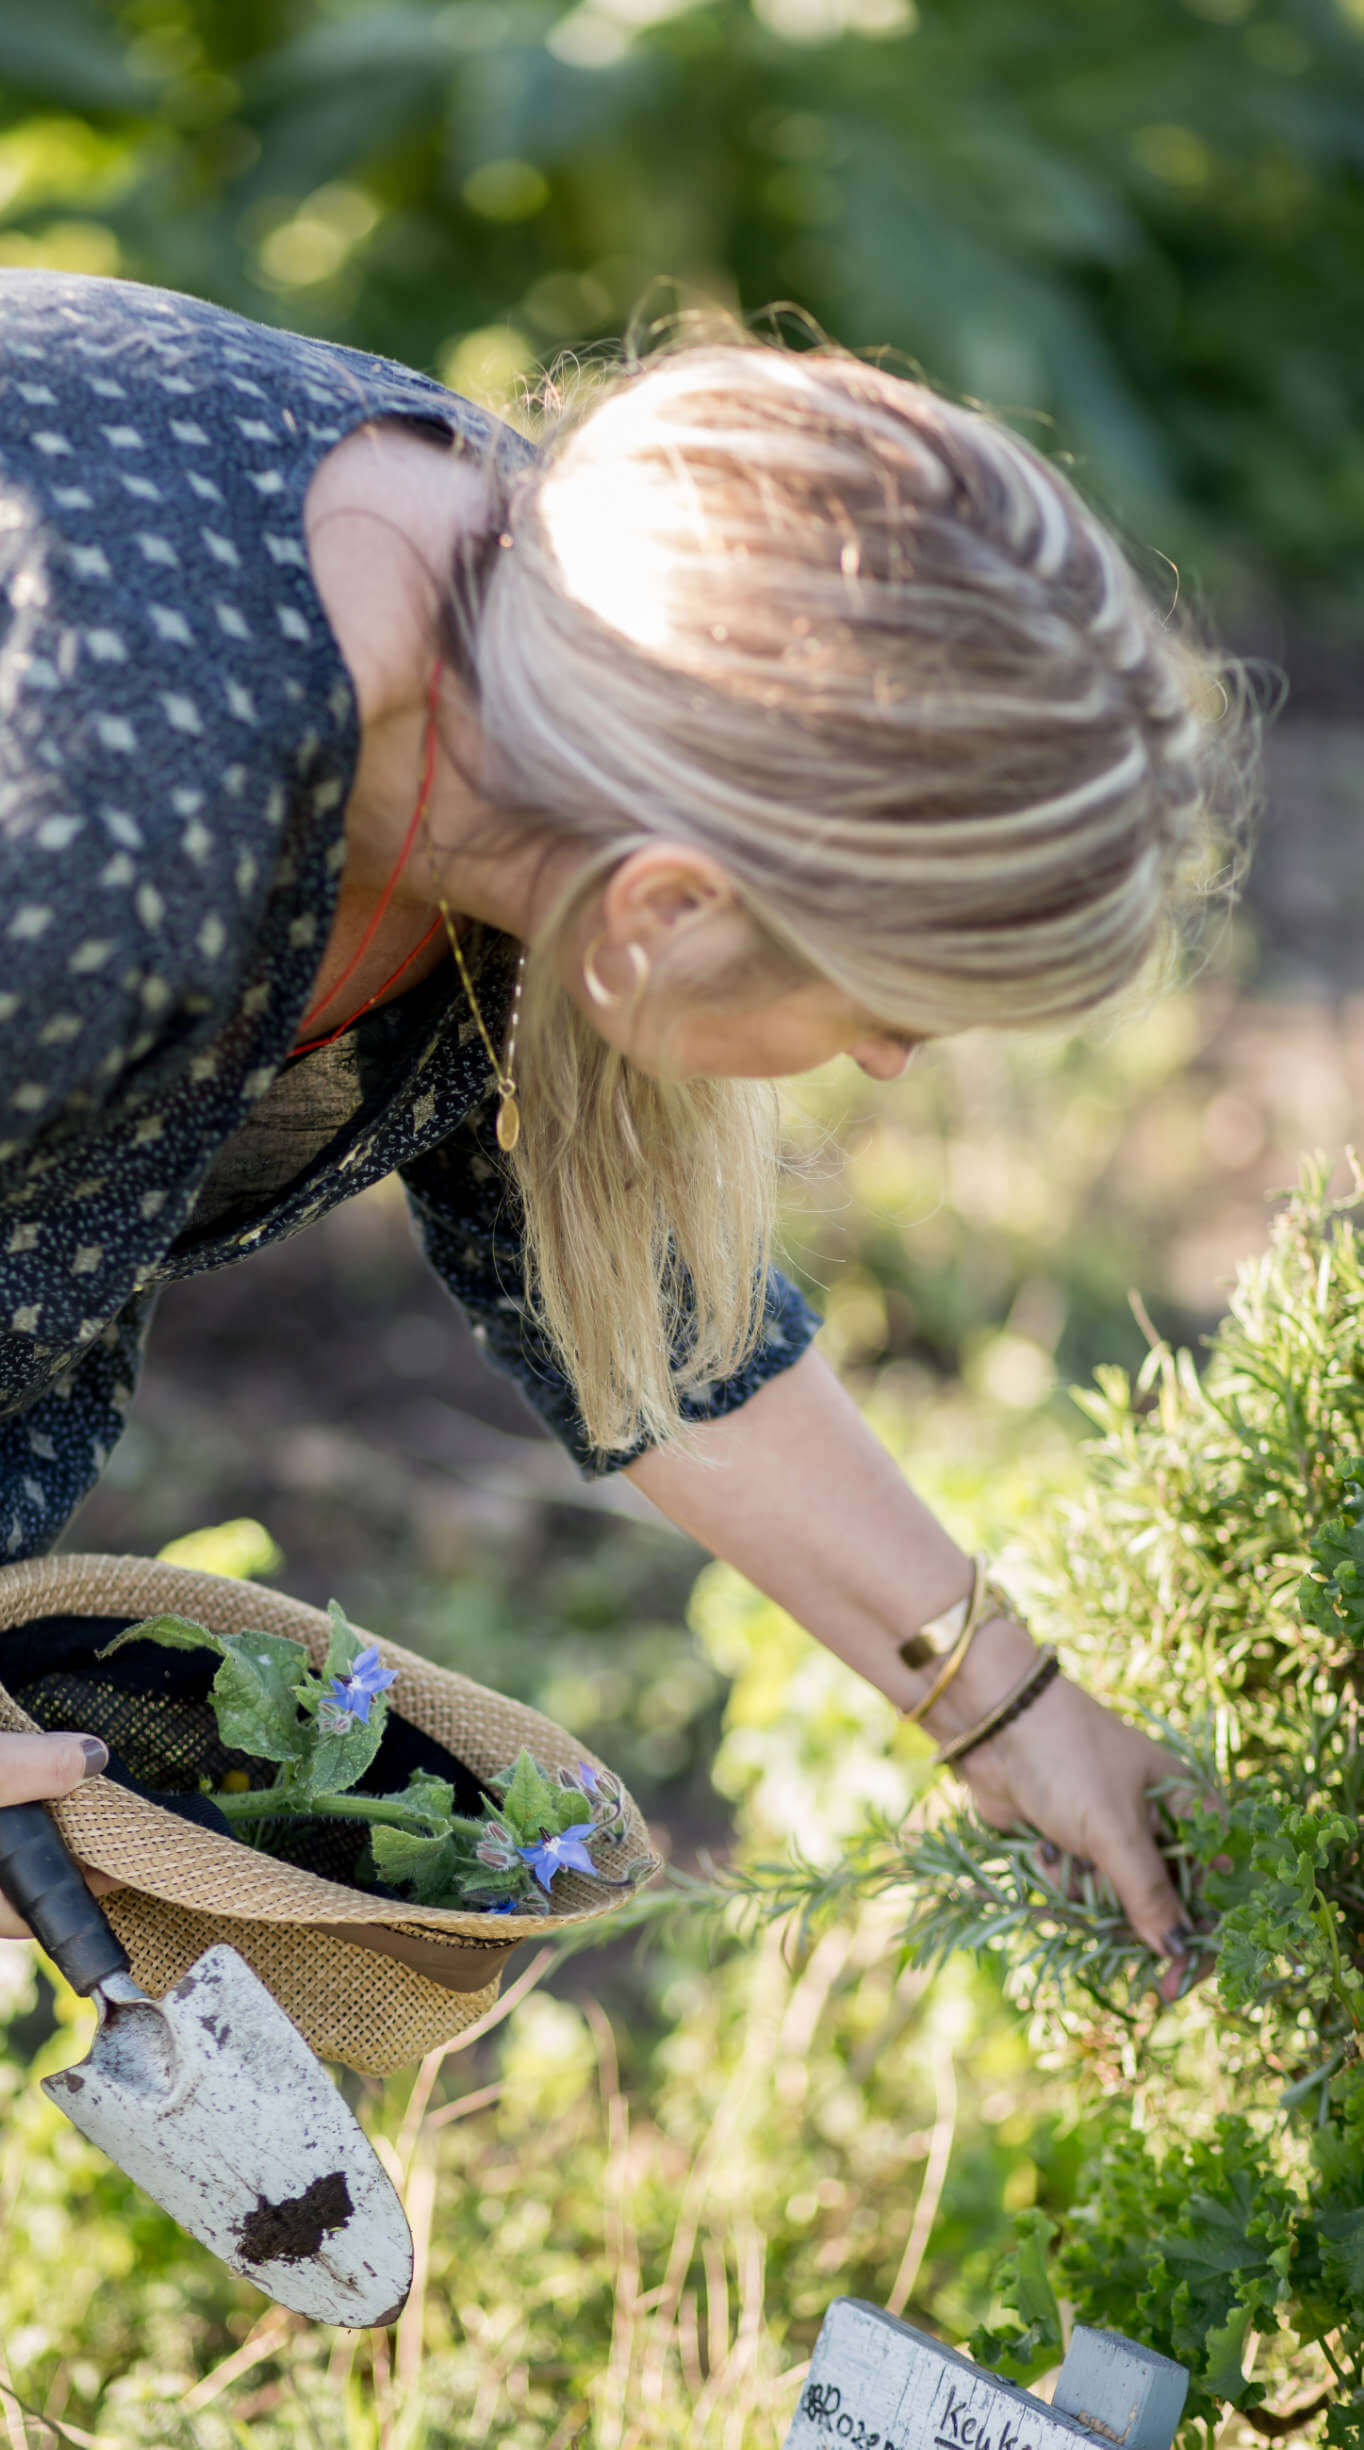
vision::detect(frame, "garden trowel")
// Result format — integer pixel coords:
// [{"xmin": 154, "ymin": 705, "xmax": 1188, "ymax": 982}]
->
[{"xmin": 0, "ymin": 1799, "xmax": 413, "ymax": 2327}]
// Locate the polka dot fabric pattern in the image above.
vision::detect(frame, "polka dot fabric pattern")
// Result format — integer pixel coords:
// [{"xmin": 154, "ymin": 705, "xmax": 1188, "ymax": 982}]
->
[{"xmin": 0, "ymin": 272, "xmax": 821, "ymax": 1557}]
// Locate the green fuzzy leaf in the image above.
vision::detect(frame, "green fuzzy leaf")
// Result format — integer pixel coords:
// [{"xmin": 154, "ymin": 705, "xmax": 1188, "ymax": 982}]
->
[
  {"xmin": 367, "ymin": 1818, "xmax": 529, "ymax": 1911},
  {"xmin": 368, "ymin": 1823, "xmax": 463, "ymax": 1905},
  {"xmin": 293, "ymin": 1603, "xmax": 395, "ymax": 1797},
  {"xmin": 393, "ymin": 1770, "xmax": 456, "ymax": 1832},
  {"xmin": 495, "ymin": 1750, "xmax": 579, "ymax": 1842},
  {"xmin": 323, "ymin": 1598, "xmax": 364, "ymax": 1683},
  {"xmin": 299, "ymin": 1706, "xmax": 387, "ymax": 1800},
  {"xmin": 103, "ymin": 1614, "xmax": 312, "ymax": 1766},
  {"xmin": 209, "ymin": 1636, "xmax": 314, "ymax": 1764},
  {"xmin": 99, "ymin": 1613, "xmax": 235, "ymax": 1662},
  {"xmin": 1164, "ymin": 2196, "xmax": 1278, "ymax": 2280},
  {"xmin": 1006, "ymin": 2209, "xmax": 1063, "ymax": 2333}
]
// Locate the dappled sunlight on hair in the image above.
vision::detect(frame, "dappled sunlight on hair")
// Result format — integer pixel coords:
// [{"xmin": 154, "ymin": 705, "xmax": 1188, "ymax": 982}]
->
[{"xmin": 447, "ymin": 329, "xmax": 1258, "ymax": 1455}]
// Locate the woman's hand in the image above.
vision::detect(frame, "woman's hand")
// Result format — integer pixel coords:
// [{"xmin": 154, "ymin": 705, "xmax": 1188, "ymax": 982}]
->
[
  {"xmin": 930, "ymin": 1625, "xmax": 1198, "ymax": 2002},
  {"xmin": 0, "ymin": 1732, "xmax": 121, "ymax": 1942}
]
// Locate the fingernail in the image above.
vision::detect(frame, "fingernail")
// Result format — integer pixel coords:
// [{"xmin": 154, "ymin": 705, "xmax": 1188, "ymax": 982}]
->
[
  {"xmin": 1162, "ymin": 1922, "xmax": 1193, "ymax": 1959},
  {"xmin": 1038, "ymin": 1842, "xmax": 1061, "ymax": 1868},
  {"xmin": 78, "ymin": 1738, "xmax": 108, "ymax": 1777}
]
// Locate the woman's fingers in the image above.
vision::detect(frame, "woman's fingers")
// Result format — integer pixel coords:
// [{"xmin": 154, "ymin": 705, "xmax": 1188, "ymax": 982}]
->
[
  {"xmin": 0, "ymin": 1730, "xmax": 108, "ymax": 1805},
  {"xmin": 958, "ymin": 1677, "xmax": 1208, "ymax": 1993},
  {"xmin": 1095, "ymin": 1808, "xmax": 1193, "ymax": 1988},
  {"xmin": 0, "ymin": 1730, "xmax": 120, "ymax": 1944}
]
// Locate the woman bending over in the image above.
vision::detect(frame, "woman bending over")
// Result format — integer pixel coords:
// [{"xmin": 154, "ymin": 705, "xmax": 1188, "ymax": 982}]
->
[{"xmin": 0, "ymin": 272, "xmax": 1248, "ymax": 1985}]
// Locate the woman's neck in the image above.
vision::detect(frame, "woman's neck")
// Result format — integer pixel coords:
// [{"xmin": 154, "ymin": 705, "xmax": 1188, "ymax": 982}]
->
[{"xmin": 298, "ymin": 421, "xmax": 586, "ymax": 1035}]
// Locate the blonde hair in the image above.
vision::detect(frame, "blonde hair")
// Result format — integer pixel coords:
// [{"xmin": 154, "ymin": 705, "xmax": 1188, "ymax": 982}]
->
[{"xmin": 444, "ymin": 337, "xmax": 1255, "ymax": 1460}]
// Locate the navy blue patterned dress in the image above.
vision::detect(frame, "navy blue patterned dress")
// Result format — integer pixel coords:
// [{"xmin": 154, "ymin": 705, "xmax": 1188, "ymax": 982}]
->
[{"xmin": 0, "ymin": 272, "xmax": 819, "ymax": 1560}]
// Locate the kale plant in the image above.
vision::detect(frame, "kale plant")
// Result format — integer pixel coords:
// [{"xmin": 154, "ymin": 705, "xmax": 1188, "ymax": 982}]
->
[
  {"xmin": 100, "ymin": 1602, "xmax": 652, "ymax": 1918},
  {"xmin": 726, "ymin": 1157, "xmax": 1364, "ymax": 2439}
]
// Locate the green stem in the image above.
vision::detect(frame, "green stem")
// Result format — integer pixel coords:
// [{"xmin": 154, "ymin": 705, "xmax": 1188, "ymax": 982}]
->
[
  {"xmin": 1318, "ymin": 2333, "xmax": 1349, "ymax": 2387},
  {"xmin": 1279, "ymin": 2040, "xmax": 1346, "ymax": 2107},
  {"xmin": 1311, "ymin": 1889, "xmax": 1363, "ymax": 2032},
  {"xmin": 214, "ymin": 1787, "xmax": 433, "ymax": 1834}
]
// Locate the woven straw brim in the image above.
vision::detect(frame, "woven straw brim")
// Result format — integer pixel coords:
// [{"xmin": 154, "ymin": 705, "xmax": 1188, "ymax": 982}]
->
[{"xmin": 0, "ymin": 1555, "xmax": 658, "ymax": 2075}]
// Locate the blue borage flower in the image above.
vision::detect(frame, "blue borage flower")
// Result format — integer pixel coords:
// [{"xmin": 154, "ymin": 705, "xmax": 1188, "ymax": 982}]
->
[
  {"xmin": 318, "ymin": 1645, "xmax": 399, "ymax": 1728},
  {"xmin": 518, "ymin": 1822, "xmax": 598, "ymax": 1892}
]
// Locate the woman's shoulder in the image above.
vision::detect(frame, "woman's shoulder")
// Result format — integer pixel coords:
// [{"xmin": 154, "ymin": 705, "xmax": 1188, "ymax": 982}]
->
[
  {"xmin": 0, "ymin": 270, "xmax": 536, "ymax": 695},
  {"xmin": 0, "ymin": 269, "xmax": 532, "ymax": 463},
  {"xmin": 304, "ymin": 422, "xmax": 499, "ymax": 730}
]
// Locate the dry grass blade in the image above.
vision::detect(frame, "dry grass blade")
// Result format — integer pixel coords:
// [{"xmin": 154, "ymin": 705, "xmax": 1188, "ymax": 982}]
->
[
  {"xmin": 442, "ymin": 1946, "xmax": 556, "ymax": 2054},
  {"xmin": 726, "ymin": 2223, "xmax": 770, "ymax": 2450},
  {"xmin": 585, "ymin": 1998, "xmax": 639, "ymax": 2450},
  {"xmin": 324, "ymin": 2322, "xmax": 358, "ymax": 2401},
  {"xmin": 181, "ymin": 2307, "xmax": 298, "ymax": 2412},
  {"xmin": 702, "ymin": 2234, "xmax": 731, "ymax": 2399},
  {"xmin": 0, "ymin": 2375, "xmax": 117, "ymax": 2450},
  {"xmin": 424, "ymin": 2078, "xmax": 503, "ymax": 2130},
  {"xmin": 885, "ymin": 2044, "xmax": 957, "ymax": 2320},
  {"xmin": 0, "ymin": 2348, "xmax": 28, "ymax": 2450},
  {"xmin": 396, "ymin": 2137, "xmax": 439, "ymax": 2396},
  {"xmin": 369, "ymin": 2312, "xmax": 394, "ymax": 2450}
]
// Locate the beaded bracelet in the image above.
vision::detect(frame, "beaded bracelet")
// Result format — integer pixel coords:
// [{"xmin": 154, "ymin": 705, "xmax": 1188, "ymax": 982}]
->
[{"xmin": 932, "ymin": 1648, "xmax": 1062, "ymax": 1770}]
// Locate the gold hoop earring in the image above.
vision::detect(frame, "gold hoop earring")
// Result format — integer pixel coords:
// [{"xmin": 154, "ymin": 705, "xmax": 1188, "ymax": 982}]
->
[{"xmin": 583, "ymin": 936, "xmax": 650, "ymax": 1010}]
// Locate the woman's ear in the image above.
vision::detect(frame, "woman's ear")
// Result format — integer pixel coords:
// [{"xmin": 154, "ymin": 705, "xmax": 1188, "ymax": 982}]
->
[{"xmin": 597, "ymin": 844, "xmax": 737, "ymax": 953}]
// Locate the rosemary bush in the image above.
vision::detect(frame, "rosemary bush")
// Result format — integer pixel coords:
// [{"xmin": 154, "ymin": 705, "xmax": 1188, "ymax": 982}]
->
[{"xmin": 731, "ymin": 1155, "xmax": 1364, "ymax": 2442}]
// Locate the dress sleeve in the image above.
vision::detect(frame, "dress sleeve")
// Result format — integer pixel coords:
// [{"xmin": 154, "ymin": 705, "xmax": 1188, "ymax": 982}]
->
[
  {"xmin": 400, "ymin": 1098, "xmax": 823, "ymax": 1477},
  {"xmin": 0, "ymin": 1291, "xmax": 155, "ymax": 1562}
]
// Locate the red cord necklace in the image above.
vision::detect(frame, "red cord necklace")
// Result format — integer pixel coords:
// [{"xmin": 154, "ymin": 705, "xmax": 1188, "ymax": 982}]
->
[{"xmin": 290, "ymin": 660, "xmax": 446, "ymax": 1059}]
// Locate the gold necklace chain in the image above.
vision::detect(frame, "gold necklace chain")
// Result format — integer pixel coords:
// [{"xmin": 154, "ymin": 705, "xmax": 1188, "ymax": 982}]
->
[{"xmin": 438, "ymin": 898, "xmax": 525, "ymax": 1152}]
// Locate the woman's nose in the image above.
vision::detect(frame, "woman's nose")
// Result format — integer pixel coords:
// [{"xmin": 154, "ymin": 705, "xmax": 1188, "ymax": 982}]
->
[{"xmin": 850, "ymin": 1037, "xmax": 915, "ymax": 1081}]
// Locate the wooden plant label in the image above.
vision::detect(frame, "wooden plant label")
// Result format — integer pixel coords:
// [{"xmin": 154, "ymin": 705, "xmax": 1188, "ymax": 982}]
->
[{"xmin": 783, "ymin": 2301, "xmax": 1188, "ymax": 2450}]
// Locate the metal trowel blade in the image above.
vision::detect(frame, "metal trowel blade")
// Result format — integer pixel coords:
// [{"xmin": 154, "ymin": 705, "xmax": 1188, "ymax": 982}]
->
[{"xmin": 41, "ymin": 1943, "xmax": 413, "ymax": 2327}]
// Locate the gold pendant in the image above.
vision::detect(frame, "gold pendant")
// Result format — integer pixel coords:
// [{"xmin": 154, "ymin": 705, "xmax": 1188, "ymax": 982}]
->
[{"xmin": 495, "ymin": 1092, "xmax": 521, "ymax": 1153}]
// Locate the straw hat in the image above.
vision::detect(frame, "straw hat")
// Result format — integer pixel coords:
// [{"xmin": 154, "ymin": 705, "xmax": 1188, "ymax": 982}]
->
[{"xmin": 0, "ymin": 1554, "xmax": 658, "ymax": 2075}]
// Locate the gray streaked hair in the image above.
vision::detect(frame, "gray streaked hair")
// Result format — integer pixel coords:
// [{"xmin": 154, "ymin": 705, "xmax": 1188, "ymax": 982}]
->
[{"xmin": 445, "ymin": 337, "xmax": 1255, "ymax": 1456}]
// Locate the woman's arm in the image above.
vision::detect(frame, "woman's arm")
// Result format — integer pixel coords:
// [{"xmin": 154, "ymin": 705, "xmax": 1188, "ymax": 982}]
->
[{"xmin": 625, "ymin": 1343, "xmax": 1193, "ymax": 1979}]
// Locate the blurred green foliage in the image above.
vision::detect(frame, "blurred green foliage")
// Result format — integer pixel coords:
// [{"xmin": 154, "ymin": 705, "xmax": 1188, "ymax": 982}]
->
[
  {"xmin": 779, "ymin": 984, "xmax": 1231, "ymax": 1406},
  {"xmin": 0, "ymin": 0, "xmax": 1359, "ymax": 628}
]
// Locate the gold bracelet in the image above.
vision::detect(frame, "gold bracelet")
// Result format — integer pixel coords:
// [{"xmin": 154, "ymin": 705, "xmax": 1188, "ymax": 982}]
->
[{"xmin": 898, "ymin": 1555, "xmax": 1013, "ymax": 1728}]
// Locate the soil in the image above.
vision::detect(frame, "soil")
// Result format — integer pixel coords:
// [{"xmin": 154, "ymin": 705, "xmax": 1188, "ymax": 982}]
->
[{"xmin": 236, "ymin": 2170, "xmax": 354, "ymax": 2266}]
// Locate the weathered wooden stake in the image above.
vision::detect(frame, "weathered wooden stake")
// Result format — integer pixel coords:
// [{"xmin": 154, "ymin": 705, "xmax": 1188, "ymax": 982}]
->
[{"xmin": 782, "ymin": 2299, "xmax": 1189, "ymax": 2450}]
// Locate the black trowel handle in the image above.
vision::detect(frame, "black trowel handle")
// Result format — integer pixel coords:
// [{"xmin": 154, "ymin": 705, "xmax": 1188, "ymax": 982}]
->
[{"xmin": 0, "ymin": 1802, "xmax": 131, "ymax": 1995}]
